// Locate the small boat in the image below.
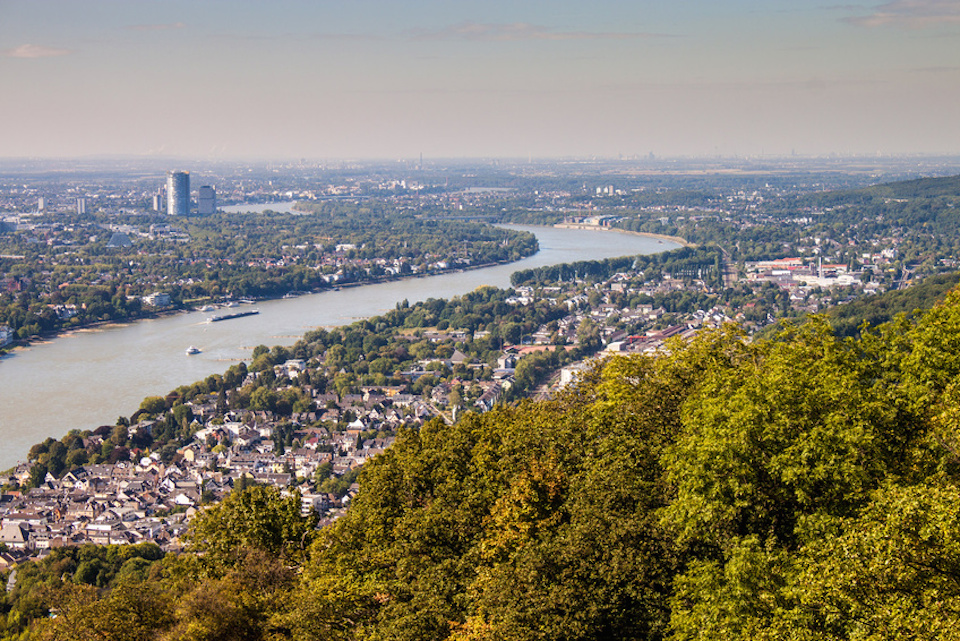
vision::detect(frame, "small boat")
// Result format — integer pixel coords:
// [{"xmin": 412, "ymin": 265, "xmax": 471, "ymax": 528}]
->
[
  {"xmin": 199, "ymin": 305, "xmax": 215, "ymax": 312},
  {"xmin": 185, "ymin": 346, "xmax": 201, "ymax": 355}
]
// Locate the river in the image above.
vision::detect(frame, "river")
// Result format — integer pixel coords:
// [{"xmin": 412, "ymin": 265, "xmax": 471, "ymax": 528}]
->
[{"xmin": 0, "ymin": 222, "xmax": 680, "ymax": 470}]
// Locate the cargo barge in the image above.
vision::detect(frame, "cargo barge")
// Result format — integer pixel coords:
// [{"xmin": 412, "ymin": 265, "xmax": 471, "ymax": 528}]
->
[{"xmin": 207, "ymin": 310, "xmax": 260, "ymax": 323}]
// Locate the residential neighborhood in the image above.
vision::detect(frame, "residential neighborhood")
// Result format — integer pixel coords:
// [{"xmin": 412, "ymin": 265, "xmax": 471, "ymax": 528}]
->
[
  {"xmin": 4, "ymin": 157, "xmax": 960, "ymax": 565},
  {"xmin": 0, "ymin": 258, "xmax": 750, "ymax": 563},
  {"xmin": 0, "ymin": 387, "xmax": 419, "ymax": 558}
]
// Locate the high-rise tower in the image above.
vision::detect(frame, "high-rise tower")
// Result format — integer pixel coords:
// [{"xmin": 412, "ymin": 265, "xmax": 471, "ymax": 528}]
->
[
  {"xmin": 166, "ymin": 171, "xmax": 190, "ymax": 216},
  {"xmin": 198, "ymin": 185, "xmax": 216, "ymax": 215}
]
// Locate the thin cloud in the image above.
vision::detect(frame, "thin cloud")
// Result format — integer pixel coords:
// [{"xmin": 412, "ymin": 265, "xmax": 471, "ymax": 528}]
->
[
  {"xmin": 127, "ymin": 22, "xmax": 187, "ymax": 32},
  {"xmin": 211, "ymin": 31, "xmax": 380, "ymax": 43},
  {"xmin": 821, "ymin": 4, "xmax": 871, "ymax": 10},
  {"xmin": 409, "ymin": 21, "xmax": 674, "ymax": 42},
  {"xmin": 843, "ymin": 0, "xmax": 960, "ymax": 28},
  {"xmin": 4, "ymin": 43, "xmax": 72, "ymax": 58},
  {"xmin": 308, "ymin": 32, "xmax": 382, "ymax": 42}
]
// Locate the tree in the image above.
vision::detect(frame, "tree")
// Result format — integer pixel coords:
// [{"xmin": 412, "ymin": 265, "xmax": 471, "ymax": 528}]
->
[
  {"xmin": 249, "ymin": 386, "xmax": 277, "ymax": 412},
  {"xmin": 110, "ymin": 424, "xmax": 129, "ymax": 447},
  {"xmin": 782, "ymin": 482, "xmax": 960, "ymax": 640},
  {"xmin": 185, "ymin": 486, "xmax": 318, "ymax": 567},
  {"xmin": 662, "ymin": 320, "xmax": 903, "ymax": 553},
  {"xmin": 33, "ymin": 576, "xmax": 173, "ymax": 641},
  {"xmin": 27, "ymin": 461, "xmax": 47, "ymax": 488},
  {"xmin": 139, "ymin": 396, "xmax": 166, "ymax": 415},
  {"xmin": 314, "ymin": 461, "xmax": 333, "ymax": 485}
]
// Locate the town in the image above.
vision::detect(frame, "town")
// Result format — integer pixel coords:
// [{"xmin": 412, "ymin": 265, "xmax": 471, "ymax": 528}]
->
[{"xmin": 4, "ymin": 156, "xmax": 960, "ymax": 564}]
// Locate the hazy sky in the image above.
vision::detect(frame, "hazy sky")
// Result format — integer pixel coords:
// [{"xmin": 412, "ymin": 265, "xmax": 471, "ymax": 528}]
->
[{"xmin": 2, "ymin": 0, "xmax": 959, "ymax": 159}]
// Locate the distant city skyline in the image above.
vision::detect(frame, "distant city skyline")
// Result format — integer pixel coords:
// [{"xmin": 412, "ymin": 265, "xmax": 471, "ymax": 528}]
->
[{"xmin": 2, "ymin": 0, "xmax": 959, "ymax": 160}]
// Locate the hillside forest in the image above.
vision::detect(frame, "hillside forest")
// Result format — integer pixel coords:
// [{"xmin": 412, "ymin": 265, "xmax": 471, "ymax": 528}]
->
[{"xmin": 6, "ymin": 282, "xmax": 960, "ymax": 640}]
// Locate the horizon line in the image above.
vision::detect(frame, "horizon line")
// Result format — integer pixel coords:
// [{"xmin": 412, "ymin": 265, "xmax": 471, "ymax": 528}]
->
[{"xmin": 3, "ymin": 152, "xmax": 960, "ymax": 164}]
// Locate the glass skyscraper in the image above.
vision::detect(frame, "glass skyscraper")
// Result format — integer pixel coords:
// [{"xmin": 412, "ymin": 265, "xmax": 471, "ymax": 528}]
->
[{"xmin": 166, "ymin": 171, "xmax": 190, "ymax": 216}]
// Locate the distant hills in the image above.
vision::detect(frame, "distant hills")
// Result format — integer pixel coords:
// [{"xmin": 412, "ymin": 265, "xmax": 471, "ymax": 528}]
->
[
  {"xmin": 863, "ymin": 173, "xmax": 960, "ymax": 199},
  {"xmin": 829, "ymin": 270, "xmax": 960, "ymax": 337}
]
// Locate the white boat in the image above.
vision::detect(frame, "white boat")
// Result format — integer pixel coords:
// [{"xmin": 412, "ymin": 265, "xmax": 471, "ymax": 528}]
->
[
  {"xmin": 199, "ymin": 305, "xmax": 215, "ymax": 312},
  {"xmin": 185, "ymin": 346, "xmax": 201, "ymax": 355}
]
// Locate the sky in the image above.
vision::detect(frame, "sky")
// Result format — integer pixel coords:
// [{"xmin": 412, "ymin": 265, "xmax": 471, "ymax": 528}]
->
[{"xmin": 1, "ymin": 0, "xmax": 959, "ymax": 160}]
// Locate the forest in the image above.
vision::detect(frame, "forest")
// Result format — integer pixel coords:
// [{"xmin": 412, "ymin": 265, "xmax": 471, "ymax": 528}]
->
[
  {"xmin": 510, "ymin": 246, "xmax": 723, "ymax": 289},
  {"xmin": 6, "ymin": 282, "xmax": 960, "ymax": 640}
]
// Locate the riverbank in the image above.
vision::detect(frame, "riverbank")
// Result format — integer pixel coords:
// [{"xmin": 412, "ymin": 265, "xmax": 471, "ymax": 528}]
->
[
  {"xmin": 0, "ymin": 253, "xmax": 536, "ymax": 357},
  {"xmin": 552, "ymin": 223, "xmax": 693, "ymax": 248},
  {"xmin": 2, "ymin": 225, "xmax": 680, "ymax": 357},
  {"xmin": 1, "ymin": 307, "xmax": 191, "ymax": 357},
  {"xmin": 0, "ymin": 224, "xmax": 679, "ymax": 472},
  {"xmin": 1, "ymin": 225, "xmax": 680, "ymax": 357}
]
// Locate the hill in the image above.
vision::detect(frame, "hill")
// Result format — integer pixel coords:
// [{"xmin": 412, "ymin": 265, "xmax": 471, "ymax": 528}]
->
[
  {"xmin": 829, "ymin": 270, "xmax": 960, "ymax": 337},
  {"xmin": 805, "ymin": 172, "xmax": 960, "ymax": 206},
  {"xmin": 864, "ymin": 173, "xmax": 960, "ymax": 199},
  {"xmin": 7, "ymin": 286, "xmax": 960, "ymax": 640}
]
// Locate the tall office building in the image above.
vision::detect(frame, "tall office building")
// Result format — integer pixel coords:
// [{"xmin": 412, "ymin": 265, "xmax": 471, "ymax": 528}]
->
[
  {"xmin": 77, "ymin": 198, "xmax": 86, "ymax": 215},
  {"xmin": 198, "ymin": 185, "xmax": 216, "ymax": 215},
  {"xmin": 166, "ymin": 171, "xmax": 190, "ymax": 216}
]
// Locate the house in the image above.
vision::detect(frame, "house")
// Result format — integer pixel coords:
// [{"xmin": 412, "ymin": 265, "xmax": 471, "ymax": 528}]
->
[
  {"xmin": 280, "ymin": 360, "xmax": 307, "ymax": 377},
  {"xmin": 172, "ymin": 492, "xmax": 200, "ymax": 507},
  {"xmin": 474, "ymin": 382, "xmax": 503, "ymax": 412},
  {"xmin": 560, "ymin": 362, "xmax": 592, "ymax": 388},
  {"xmin": 0, "ymin": 551, "xmax": 27, "ymax": 571},
  {"xmin": 497, "ymin": 353, "xmax": 518, "ymax": 369},
  {"xmin": 142, "ymin": 292, "xmax": 172, "ymax": 307},
  {"xmin": 0, "ymin": 523, "xmax": 30, "ymax": 550},
  {"xmin": 85, "ymin": 521, "xmax": 129, "ymax": 545}
]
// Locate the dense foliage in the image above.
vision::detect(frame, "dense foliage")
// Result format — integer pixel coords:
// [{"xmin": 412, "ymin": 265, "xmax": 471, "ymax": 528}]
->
[
  {"xmin": 8, "ymin": 285, "xmax": 960, "ymax": 639},
  {"xmin": 511, "ymin": 246, "xmax": 723, "ymax": 289},
  {"xmin": 828, "ymin": 270, "xmax": 960, "ymax": 337}
]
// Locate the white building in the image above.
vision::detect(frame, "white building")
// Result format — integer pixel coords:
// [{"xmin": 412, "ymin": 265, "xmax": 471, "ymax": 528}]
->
[
  {"xmin": 142, "ymin": 292, "xmax": 172, "ymax": 307},
  {"xmin": 559, "ymin": 362, "xmax": 593, "ymax": 388}
]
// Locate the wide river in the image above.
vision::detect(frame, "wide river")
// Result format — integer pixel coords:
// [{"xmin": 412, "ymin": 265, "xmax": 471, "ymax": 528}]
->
[{"xmin": 0, "ymin": 221, "xmax": 680, "ymax": 470}]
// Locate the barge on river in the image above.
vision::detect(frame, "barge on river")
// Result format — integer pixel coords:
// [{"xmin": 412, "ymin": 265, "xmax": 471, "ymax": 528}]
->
[{"xmin": 207, "ymin": 310, "xmax": 260, "ymax": 323}]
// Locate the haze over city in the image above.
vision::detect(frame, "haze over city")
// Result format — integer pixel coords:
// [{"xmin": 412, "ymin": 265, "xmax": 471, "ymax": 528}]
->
[{"xmin": 2, "ymin": 0, "xmax": 960, "ymax": 160}]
